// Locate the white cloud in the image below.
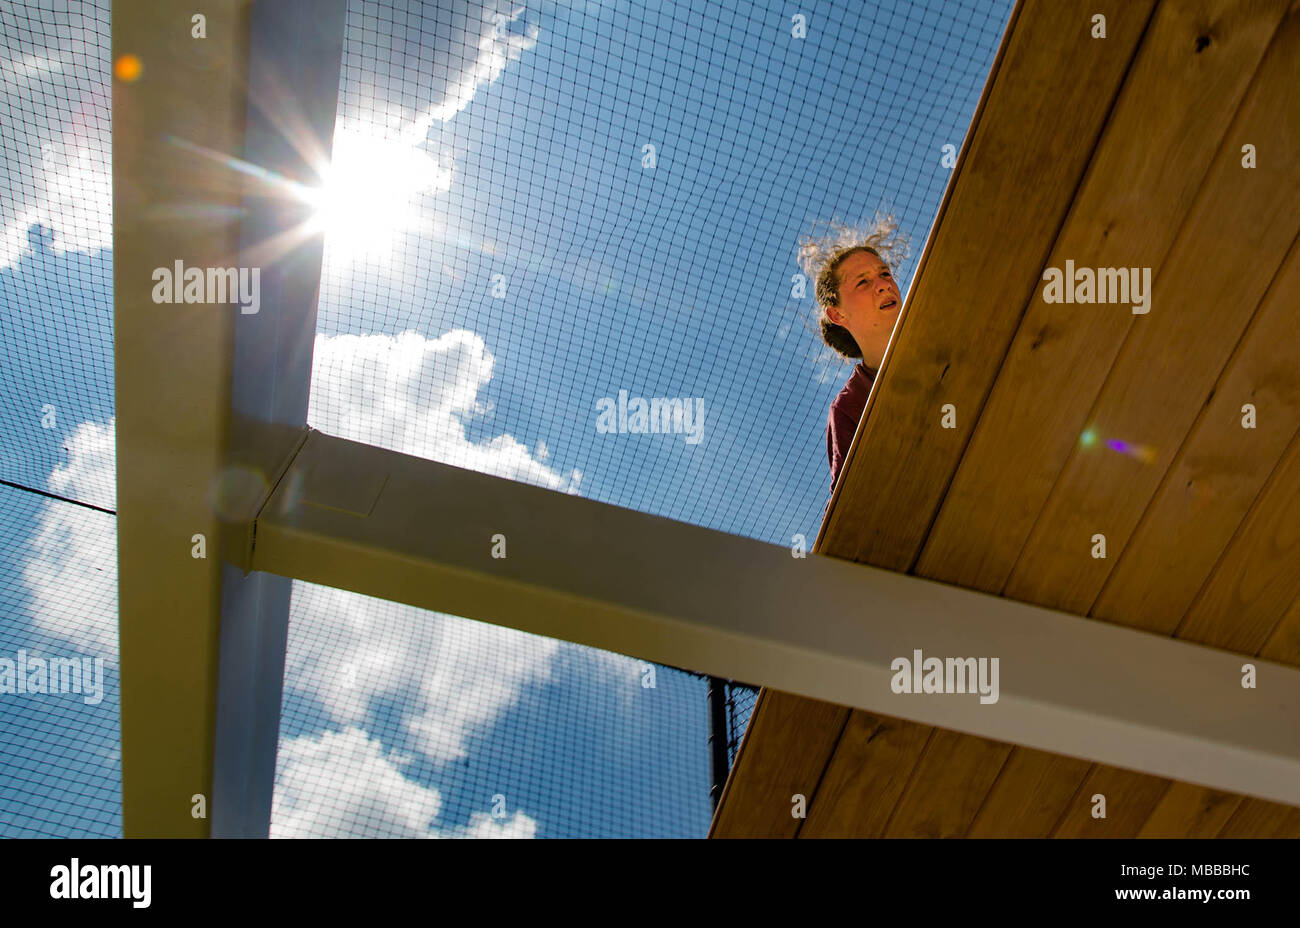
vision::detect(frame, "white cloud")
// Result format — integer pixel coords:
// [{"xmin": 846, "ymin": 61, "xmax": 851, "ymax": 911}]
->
[
  {"xmin": 285, "ymin": 582, "xmax": 562, "ymax": 765},
  {"xmin": 0, "ymin": 4, "xmax": 110, "ymax": 270},
  {"xmin": 400, "ymin": 4, "xmax": 540, "ymax": 142},
  {"xmin": 309, "ymin": 329, "xmax": 582, "ymax": 493},
  {"xmin": 289, "ymin": 323, "xmax": 640, "ymax": 827},
  {"xmin": 0, "ymin": 54, "xmax": 63, "ymax": 89},
  {"xmin": 271, "ymin": 726, "xmax": 538, "ymax": 838},
  {"xmin": 47, "ymin": 417, "xmax": 116, "ymax": 510},
  {"xmin": 15, "ymin": 284, "xmax": 644, "ymax": 839},
  {"xmin": 22, "ymin": 417, "xmax": 118, "ymax": 657},
  {"xmin": 341, "ymin": 1, "xmax": 539, "ymax": 142}
]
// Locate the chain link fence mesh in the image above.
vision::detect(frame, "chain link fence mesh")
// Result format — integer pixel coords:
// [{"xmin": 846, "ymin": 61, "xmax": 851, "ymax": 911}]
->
[{"xmin": 0, "ymin": 0, "xmax": 1010, "ymax": 837}]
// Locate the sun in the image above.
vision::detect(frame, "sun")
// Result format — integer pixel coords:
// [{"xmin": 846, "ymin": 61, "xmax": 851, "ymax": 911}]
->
[{"xmin": 304, "ymin": 129, "xmax": 452, "ymax": 264}]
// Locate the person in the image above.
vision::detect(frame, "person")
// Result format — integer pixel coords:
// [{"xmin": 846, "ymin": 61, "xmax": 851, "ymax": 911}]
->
[{"xmin": 797, "ymin": 217, "xmax": 908, "ymax": 513}]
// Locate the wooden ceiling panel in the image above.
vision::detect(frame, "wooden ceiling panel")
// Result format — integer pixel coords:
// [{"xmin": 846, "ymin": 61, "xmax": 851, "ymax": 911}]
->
[
  {"xmin": 711, "ymin": 0, "xmax": 1300, "ymax": 840},
  {"xmin": 1002, "ymin": 7, "xmax": 1300, "ymax": 615},
  {"xmin": 1177, "ymin": 428, "xmax": 1300, "ymax": 652},
  {"xmin": 1094, "ymin": 238, "xmax": 1300, "ymax": 634},
  {"xmin": 707, "ymin": 690, "xmax": 848, "ymax": 838},
  {"xmin": 850, "ymin": 0, "xmax": 1293, "ymax": 841},
  {"xmin": 816, "ymin": 0, "xmax": 1154, "ymax": 571},
  {"xmin": 986, "ymin": 10, "xmax": 1300, "ymax": 835},
  {"xmin": 797, "ymin": 712, "xmax": 930, "ymax": 838},
  {"xmin": 787, "ymin": 0, "xmax": 1155, "ymax": 841},
  {"xmin": 915, "ymin": 0, "xmax": 1287, "ymax": 596},
  {"xmin": 1138, "ymin": 783, "xmax": 1242, "ymax": 837}
]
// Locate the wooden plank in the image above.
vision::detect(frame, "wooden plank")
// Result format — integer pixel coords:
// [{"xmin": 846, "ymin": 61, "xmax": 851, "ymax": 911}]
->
[
  {"xmin": 817, "ymin": 0, "xmax": 1155, "ymax": 569},
  {"xmin": 1138, "ymin": 784, "xmax": 1241, "ymax": 838},
  {"xmin": 1002, "ymin": 5, "xmax": 1300, "ymax": 615},
  {"xmin": 966, "ymin": 750, "xmax": 1091, "ymax": 837},
  {"xmin": 1140, "ymin": 435, "xmax": 1300, "ymax": 838},
  {"xmin": 1095, "ymin": 237, "xmax": 1300, "ymax": 635},
  {"xmin": 974, "ymin": 5, "xmax": 1300, "ymax": 839},
  {"xmin": 878, "ymin": 729, "xmax": 1011, "ymax": 838},
  {"xmin": 1176, "ymin": 429, "xmax": 1300, "ymax": 652},
  {"xmin": 1047, "ymin": 430, "xmax": 1300, "ymax": 838},
  {"xmin": 1083, "ymin": 239, "xmax": 1300, "ymax": 837},
  {"xmin": 1217, "ymin": 797, "xmax": 1300, "ymax": 837},
  {"xmin": 1226, "ymin": 593, "xmax": 1300, "ymax": 837},
  {"xmin": 1260, "ymin": 589, "xmax": 1300, "ymax": 665},
  {"xmin": 797, "ymin": 713, "xmax": 930, "ymax": 838},
  {"xmin": 796, "ymin": 0, "xmax": 1155, "ymax": 841},
  {"xmin": 707, "ymin": 690, "xmax": 849, "ymax": 838},
  {"xmin": 916, "ymin": 0, "xmax": 1288, "ymax": 595},
  {"xmin": 1051, "ymin": 768, "xmax": 1171, "ymax": 838},
  {"xmin": 878, "ymin": 0, "xmax": 1287, "ymax": 841}
]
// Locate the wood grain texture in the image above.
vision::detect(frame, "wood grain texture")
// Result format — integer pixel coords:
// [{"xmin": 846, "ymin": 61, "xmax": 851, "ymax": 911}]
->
[
  {"xmin": 1260, "ymin": 591, "xmax": 1300, "ymax": 665},
  {"xmin": 818, "ymin": 0, "xmax": 1155, "ymax": 570},
  {"xmin": 799, "ymin": 0, "xmax": 1155, "ymax": 842},
  {"xmin": 708, "ymin": 689, "xmax": 849, "ymax": 838},
  {"xmin": 1138, "ymin": 783, "xmax": 1241, "ymax": 838},
  {"xmin": 982, "ymin": 3, "xmax": 1300, "ymax": 839},
  {"xmin": 798, "ymin": 713, "xmax": 931, "ymax": 837},
  {"xmin": 881, "ymin": 729, "xmax": 1012, "ymax": 838},
  {"xmin": 1177, "ymin": 429, "xmax": 1300, "ymax": 652},
  {"xmin": 1225, "ymin": 597, "xmax": 1300, "ymax": 836},
  {"xmin": 884, "ymin": 0, "xmax": 1288, "ymax": 842},
  {"xmin": 916, "ymin": 0, "xmax": 1286, "ymax": 595},
  {"xmin": 966, "ymin": 749, "xmax": 1092, "ymax": 837},
  {"xmin": 1062, "ymin": 241, "xmax": 1300, "ymax": 837},
  {"xmin": 1095, "ymin": 238, "xmax": 1300, "ymax": 635},
  {"xmin": 1003, "ymin": 4, "xmax": 1300, "ymax": 615},
  {"xmin": 1217, "ymin": 798, "xmax": 1300, "ymax": 837},
  {"xmin": 1050, "ymin": 768, "xmax": 1171, "ymax": 838}
]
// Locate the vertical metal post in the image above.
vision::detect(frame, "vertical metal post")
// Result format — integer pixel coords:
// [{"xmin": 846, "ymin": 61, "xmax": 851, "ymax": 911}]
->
[
  {"xmin": 211, "ymin": 0, "xmax": 346, "ymax": 839},
  {"xmin": 707, "ymin": 676, "xmax": 730, "ymax": 813},
  {"xmin": 114, "ymin": 0, "xmax": 344, "ymax": 837}
]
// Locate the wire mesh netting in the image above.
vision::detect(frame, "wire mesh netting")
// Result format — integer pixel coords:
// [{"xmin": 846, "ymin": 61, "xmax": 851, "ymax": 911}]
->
[
  {"xmin": 275, "ymin": 582, "xmax": 719, "ymax": 837},
  {"xmin": 294, "ymin": 0, "xmax": 1009, "ymax": 835},
  {"xmin": 0, "ymin": 0, "xmax": 117, "ymax": 839},
  {"xmin": 725, "ymin": 681, "xmax": 758, "ymax": 769},
  {"xmin": 311, "ymin": 0, "xmax": 1012, "ymax": 538},
  {"xmin": 0, "ymin": 0, "xmax": 1011, "ymax": 837},
  {"xmin": 0, "ymin": 487, "xmax": 119, "ymax": 838}
]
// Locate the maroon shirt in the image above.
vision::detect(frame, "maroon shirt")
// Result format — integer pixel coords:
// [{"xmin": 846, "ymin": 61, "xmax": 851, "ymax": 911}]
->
[{"xmin": 826, "ymin": 362, "xmax": 877, "ymax": 496}]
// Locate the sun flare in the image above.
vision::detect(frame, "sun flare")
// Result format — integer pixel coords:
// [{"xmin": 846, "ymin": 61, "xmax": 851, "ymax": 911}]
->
[{"xmin": 306, "ymin": 129, "xmax": 452, "ymax": 264}]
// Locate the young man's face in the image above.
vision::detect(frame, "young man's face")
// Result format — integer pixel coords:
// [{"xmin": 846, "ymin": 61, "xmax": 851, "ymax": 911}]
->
[{"xmin": 826, "ymin": 250, "xmax": 902, "ymax": 368}]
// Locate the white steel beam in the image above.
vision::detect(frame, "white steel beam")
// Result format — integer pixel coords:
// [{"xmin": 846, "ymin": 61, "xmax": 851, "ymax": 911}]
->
[
  {"xmin": 249, "ymin": 428, "xmax": 1300, "ymax": 809},
  {"xmin": 210, "ymin": 0, "xmax": 346, "ymax": 839},
  {"xmin": 114, "ymin": 0, "xmax": 343, "ymax": 837}
]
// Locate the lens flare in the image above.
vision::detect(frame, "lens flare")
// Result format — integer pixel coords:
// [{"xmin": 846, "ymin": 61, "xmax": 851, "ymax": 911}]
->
[{"xmin": 114, "ymin": 54, "xmax": 143, "ymax": 82}]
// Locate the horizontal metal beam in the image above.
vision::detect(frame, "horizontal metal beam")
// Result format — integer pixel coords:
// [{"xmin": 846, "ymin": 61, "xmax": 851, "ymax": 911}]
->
[{"xmin": 250, "ymin": 428, "xmax": 1300, "ymax": 809}]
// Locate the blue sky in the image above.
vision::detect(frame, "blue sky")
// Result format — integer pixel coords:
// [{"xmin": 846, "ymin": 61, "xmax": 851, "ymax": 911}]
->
[{"xmin": 0, "ymin": 0, "xmax": 1010, "ymax": 837}]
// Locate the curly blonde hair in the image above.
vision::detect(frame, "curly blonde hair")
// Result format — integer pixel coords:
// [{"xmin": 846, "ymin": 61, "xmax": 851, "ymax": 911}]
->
[{"xmin": 797, "ymin": 213, "xmax": 910, "ymax": 360}]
